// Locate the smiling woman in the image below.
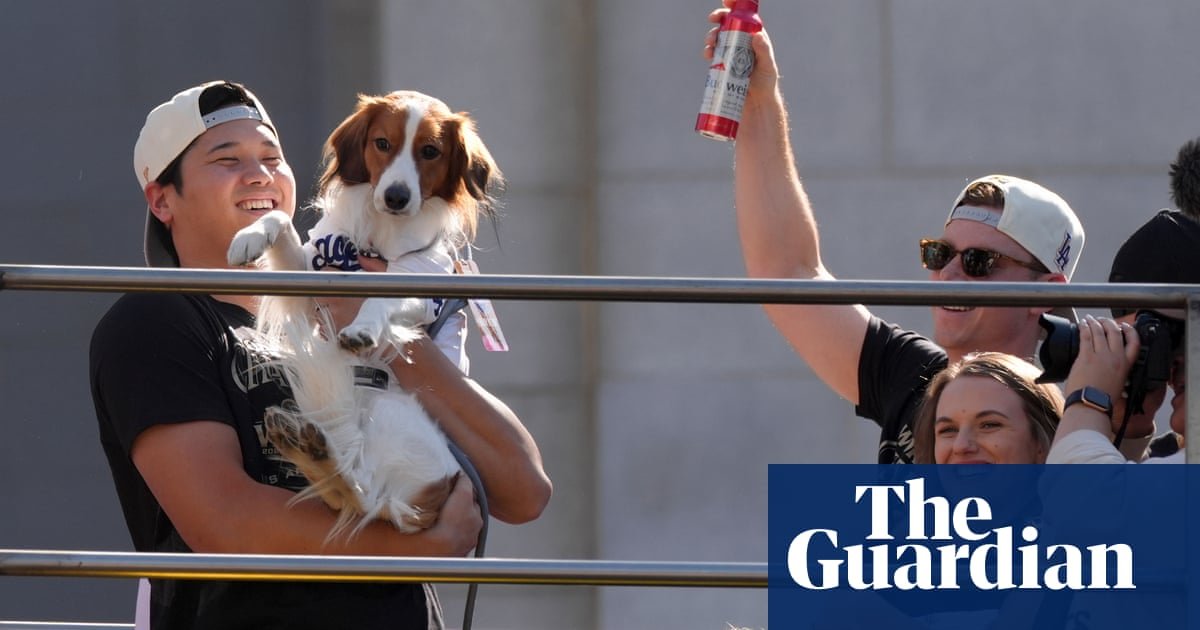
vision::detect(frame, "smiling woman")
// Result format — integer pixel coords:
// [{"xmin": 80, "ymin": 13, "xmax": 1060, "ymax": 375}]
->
[{"xmin": 912, "ymin": 352, "xmax": 1064, "ymax": 465}]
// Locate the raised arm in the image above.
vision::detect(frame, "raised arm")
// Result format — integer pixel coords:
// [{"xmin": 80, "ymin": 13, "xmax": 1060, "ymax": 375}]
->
[{"xmin": 707, "ymin": 5, "xmax": 871, "ymax": 402}]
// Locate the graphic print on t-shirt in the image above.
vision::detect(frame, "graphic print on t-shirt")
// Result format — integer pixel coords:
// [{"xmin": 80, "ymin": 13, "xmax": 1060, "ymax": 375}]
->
[
  {"xmin": 228, "ymin": 325, "xmax": 310, "ymax": 491},
  {"xmin": 878, "ymin": 424, "xmax": 915, "ymax": 464}
]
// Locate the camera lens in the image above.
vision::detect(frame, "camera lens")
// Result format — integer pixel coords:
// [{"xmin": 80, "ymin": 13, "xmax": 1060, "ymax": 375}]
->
[{"xmin": 1036, "ymin": 314, "xmax": 1079, "ymax": 383}]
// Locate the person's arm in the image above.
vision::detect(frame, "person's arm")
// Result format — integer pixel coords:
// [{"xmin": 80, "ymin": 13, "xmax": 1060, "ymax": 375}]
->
[
  {"xmin": 1048, "ymin": 317, "xmax": 1140, "ymax": 461},
  {"xmin": 390, "ymin": 338, "xmax": 552, "ymax": 524},
  {"xmin": 708, "ymin": 4, "xmax": 871, "ymax": 403},
  {"xmin": 321, "ymin": 258, "xmax": 551, "ymax": 523},
  {"xmin": 132, "ymin": 419, "xmax": 482, "ymax": 555}
]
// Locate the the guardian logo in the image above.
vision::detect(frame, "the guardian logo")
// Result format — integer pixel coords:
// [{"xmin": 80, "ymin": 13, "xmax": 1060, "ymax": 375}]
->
[{"xmin": 786, "ymin": 478, "xmax": 1134, "ymax": 591}]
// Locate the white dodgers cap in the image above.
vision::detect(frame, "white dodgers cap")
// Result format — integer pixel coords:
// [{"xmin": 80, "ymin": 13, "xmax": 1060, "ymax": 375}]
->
[
  {"xmin": 133, "ymin": 81, "xmax": 275, "ymax": 266},
  {"xmin": 946, "ymin": 174, "xmax": 1084, "ymax": 281},
  {"xmin": 946, "ymin": 174, "xmax": 1084, "ymax": 321}
]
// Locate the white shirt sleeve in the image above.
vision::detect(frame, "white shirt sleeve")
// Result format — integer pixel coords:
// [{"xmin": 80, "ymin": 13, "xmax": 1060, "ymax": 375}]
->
[
  {"xmin": 1045, "ymin": 430, "xmax": 1131, "ymax": 464},
  {"xmin": 388, "ymin": 246, "xmax": 470, "ymax": 373}
]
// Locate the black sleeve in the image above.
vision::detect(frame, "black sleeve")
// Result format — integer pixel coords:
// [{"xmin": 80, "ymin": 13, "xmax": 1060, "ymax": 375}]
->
[
  {"xmin": 90, "ymin": 293, "xmax": 238, "ymax": 454},
  {"xmin": 855, "ymin": 316, "xmax": 948, "ymax": 427}
]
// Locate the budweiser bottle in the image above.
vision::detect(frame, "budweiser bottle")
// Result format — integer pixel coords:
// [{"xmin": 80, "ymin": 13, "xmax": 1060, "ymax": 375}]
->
[{"xmin": 695, "ymin": 0, "xmax": 762, "ymax": 141}]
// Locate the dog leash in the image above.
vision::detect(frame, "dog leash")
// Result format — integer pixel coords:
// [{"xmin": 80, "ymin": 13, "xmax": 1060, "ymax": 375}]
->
[
  {"xmin": 425, "ymin": 298, "xmax": 469, "ymax": 339},
  {"xmin": 426, "ymin": 251, "xmax": 486, "ymax": 629},
  {"xmin": 445, "ymin": 440, "xmax": 488, "ymax": 630}
]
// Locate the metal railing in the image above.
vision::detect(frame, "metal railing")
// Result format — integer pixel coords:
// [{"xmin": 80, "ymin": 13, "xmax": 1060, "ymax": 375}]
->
[
  {"xmin": 2, "ymin": 264, "xmax": 1199, "ymax": 622},
  {"xmin": 0, "ymin": 263, "xmax": 1195, "ymax": 307},
  {"xmin": 0, "ymin": 619, "xmax": 133, "ymax": 624},
  {"xmin": 0, "ymin": 550, "xmax": 763, "ymax": 588}
]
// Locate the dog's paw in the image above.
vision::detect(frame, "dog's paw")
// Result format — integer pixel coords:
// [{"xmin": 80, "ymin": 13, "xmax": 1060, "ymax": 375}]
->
[
  {"xmin": 338, "ymin": 323, "xmax": 381, "ymax": 352},
  {"xmin": 395, "ymin": 472, "xmax": 459, "ymax": 532},
  {"xmin": 227, "ymin": 210, "xmax": 291, "ymax": 266},
  {"xmin": 264, "ymin": 408, "xmax": 330, "ymax": 462}
]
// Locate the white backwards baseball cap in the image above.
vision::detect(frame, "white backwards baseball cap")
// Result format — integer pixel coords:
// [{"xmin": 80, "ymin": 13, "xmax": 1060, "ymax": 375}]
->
[
  {"xmin": 946, "ymin": 174, "xmax": 1085, "ymax": 320},
  {"xmin": 133, "ymin": 81, "xmax": 276, "ymax": 267}
]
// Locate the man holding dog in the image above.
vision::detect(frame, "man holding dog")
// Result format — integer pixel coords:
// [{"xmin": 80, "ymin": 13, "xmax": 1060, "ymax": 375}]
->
[
  {"xmin": 703, "ymin": 2, "xmax": 1096, "ymax": 463},
  {"xmin": 90, "ymin": 81, "xmax": 550, "ymax": 629}
]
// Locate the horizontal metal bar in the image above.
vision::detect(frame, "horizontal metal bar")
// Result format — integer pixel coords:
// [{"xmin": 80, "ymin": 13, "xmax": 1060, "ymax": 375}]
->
[
  {"xmin": 0, "ymin": 550, "xmax": 766, "ymax": 588},
  {"xmin": 1, "ymin": 264, "xmax": 1198, "ymax": 308},
  {"xmin": 3, "ymin": 549, "xmax": 1180, "ymax": 590},
  {"xmin": 0, "ymin": 619, "xmax": 132, "ymax": 624}
]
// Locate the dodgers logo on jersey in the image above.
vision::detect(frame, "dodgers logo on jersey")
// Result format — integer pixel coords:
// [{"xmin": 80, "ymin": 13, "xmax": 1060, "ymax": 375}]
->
[{"xmin": 311, "ymin": 233, "xmax": 363, "ymax": 271}]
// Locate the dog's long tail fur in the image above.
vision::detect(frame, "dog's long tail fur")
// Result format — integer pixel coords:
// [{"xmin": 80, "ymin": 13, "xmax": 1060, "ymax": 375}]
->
[{"xmin": 266, "ymin": 311, "xmax": 372, "ymax": 540}]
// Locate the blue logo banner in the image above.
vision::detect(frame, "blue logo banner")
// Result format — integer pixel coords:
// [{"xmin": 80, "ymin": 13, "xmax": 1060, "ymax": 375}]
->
[{"xmin": 768, "ymin": 465, "xmax": 1192, "ymax": 630}]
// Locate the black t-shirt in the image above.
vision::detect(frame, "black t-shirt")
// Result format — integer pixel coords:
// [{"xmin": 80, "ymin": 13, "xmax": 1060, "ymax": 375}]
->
[
  {"xmin": 90, "ymin": 292, "xmax": 438, "ymax": 630},
  {"xmin": 854, "ymin": 317, "xmax": 949, "ymax": 464}
]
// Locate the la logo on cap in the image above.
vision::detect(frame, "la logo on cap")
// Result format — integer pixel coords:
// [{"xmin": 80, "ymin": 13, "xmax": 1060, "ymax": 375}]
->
[{"xmin": 1055, "ymin": 231, "xmax": 1073, "ymax": 272}]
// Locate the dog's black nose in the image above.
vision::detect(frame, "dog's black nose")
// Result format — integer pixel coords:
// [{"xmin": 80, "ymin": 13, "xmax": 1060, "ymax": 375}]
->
[{"xmin": 384, "ymin": 184, "xmax": 412, "ymax": 211}]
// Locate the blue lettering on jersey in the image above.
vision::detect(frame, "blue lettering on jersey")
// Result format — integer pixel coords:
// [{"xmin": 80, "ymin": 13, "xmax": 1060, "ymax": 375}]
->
[{"xmin": 311, "ymin": 233, "xmax": 363, "ymax": 271}]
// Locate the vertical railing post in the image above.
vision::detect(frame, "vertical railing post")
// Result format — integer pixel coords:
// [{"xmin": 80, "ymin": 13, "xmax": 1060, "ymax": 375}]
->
[
  {"xmin": 1187, "ymin": 295, "xmax": 1200, "ymax": 464},
  {"xmin": 1186, "ymin": 295, "xmax": 1200, "ymax": 630}
]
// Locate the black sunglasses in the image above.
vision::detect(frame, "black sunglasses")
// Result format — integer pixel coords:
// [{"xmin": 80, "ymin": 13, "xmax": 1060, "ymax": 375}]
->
[{"xmin": 919, "ymin": 238, "xmax": 1048, "ymax": 278}]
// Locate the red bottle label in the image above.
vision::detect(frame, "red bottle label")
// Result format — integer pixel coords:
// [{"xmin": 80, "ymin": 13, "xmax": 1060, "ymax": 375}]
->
[{"xmin": 696, "ymin": 20, "xmax": 759, "ymax": 141}]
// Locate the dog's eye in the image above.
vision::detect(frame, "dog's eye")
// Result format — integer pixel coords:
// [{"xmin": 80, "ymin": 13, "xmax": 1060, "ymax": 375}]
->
[
  {"xmin": 373, "ymin": 138, "xmax": 391, "ymax": 152},
  {"xmin": 420, "ymin": 145, "xmax": 441, "ymax": 160}
]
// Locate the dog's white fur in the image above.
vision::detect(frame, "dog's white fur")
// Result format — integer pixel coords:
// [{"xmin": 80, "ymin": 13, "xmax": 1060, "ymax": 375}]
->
[{"xmin": 226, "ymin": 90, "xmax": 500, "ymax": 538}]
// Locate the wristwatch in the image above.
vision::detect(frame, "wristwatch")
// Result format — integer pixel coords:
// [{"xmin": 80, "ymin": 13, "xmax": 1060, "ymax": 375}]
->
[{"xmin": 1064, "ymin": 386, "xmax": 1113, "ymax": 419}]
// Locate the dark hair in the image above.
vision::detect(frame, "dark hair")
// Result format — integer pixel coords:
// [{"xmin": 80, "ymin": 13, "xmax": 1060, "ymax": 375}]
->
[
  {"xmin": 1170, "ymin": 137, "xmax": 1200, "ymax": 220},
  {"xmin": 153, "ymin": 82, "xmax": 260, "ymax": 193}
]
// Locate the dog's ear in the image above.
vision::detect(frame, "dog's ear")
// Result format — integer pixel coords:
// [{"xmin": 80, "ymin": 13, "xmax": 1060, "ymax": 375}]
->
[
  {"xmin": 318, "ymin": 96, "xmax": 376, "ymax": 192},
  {"xmin": 447, "ymin": 113, "xmax": 502, "ymax": 202},
  {"xmin": 439, "ymin": 114, "xmax": 502, "ymax": 245}
]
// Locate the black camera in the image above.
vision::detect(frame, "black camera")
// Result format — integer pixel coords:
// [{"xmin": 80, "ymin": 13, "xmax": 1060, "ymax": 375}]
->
[{"xmin": 1037, "ymin": 310, "xmax": 1184, "ymax": 416}]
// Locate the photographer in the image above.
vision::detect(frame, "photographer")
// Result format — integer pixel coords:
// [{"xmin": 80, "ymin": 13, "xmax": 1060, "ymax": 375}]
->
[{"xmin": 1046, "ymin": 140, "xmax": 1200, "ymax": 464}]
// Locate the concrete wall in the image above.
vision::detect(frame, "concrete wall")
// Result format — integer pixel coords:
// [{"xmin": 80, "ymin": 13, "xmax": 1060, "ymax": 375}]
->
[{"xmin": 2, "ymin": 0, "xmax": 1198, "ymax": 628}]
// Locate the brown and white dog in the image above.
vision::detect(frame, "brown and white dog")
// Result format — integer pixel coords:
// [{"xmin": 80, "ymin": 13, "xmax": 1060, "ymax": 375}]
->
[{"xmin": 227, "ymin": 91, "xmax": 502, "ymax": 537}]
